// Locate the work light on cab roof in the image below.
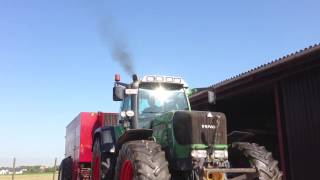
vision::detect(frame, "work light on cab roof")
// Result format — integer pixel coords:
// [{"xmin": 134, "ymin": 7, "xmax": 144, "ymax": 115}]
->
[{"xmin": 141, "ymin": 75, "xmax": 188, "ymax": 87}]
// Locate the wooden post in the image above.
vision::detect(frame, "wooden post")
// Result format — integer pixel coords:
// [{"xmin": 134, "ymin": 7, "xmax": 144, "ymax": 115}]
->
[
  {"xmin": 12, "ymin": 157, "xmax": 16, "ymax": 180},
  {"xmin": 53, "ymin": 158, "xmax": 57, "ymax": 180},
  {"xmin": 274, "ymin": 84, "xmax": 287, "ymax": 179}
]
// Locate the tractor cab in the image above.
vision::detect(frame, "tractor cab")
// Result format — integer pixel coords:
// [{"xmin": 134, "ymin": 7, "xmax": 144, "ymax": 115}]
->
[{"xmin": 113, "ymin": 74, "xmax": 191, "ymax": 129}]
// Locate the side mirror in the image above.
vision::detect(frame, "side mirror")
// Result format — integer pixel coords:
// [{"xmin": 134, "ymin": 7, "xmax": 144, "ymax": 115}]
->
[
  {"xmin": 113, "ymin": 85, "xmax": 125, "ymax": 101},
  {"xmin": 208, "ymin": 91, "xmax": 216, "ymax": 104}
]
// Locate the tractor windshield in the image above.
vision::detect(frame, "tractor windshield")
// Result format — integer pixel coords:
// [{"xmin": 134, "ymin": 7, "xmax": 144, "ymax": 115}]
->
[{"xmin": 138, "ymin": 85, "xmax": 189, "ymax": 128}]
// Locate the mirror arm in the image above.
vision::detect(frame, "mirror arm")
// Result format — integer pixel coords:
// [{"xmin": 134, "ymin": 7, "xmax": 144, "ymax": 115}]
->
[{"xmin": 115, "ymin": 82, "xmax": 130, "ymax": 88}]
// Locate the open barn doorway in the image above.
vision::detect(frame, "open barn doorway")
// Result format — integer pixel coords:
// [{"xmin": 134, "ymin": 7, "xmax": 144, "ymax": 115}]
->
[{"xmin": 207, "ymin": 87, "xmax": 282, "ymax": 164}]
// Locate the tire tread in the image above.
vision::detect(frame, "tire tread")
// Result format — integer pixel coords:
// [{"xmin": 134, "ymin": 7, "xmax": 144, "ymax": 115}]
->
[
  {"xmin": 232, "ymin": 142, "xmax": 282, "ymax": 180},
  {"xmin": 115, "ymin": 140, "xmax": 171, "ymax": 180}
]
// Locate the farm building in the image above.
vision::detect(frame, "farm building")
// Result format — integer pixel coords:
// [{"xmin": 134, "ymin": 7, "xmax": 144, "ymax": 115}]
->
[
  {"xmin": 0, "ymin": 169, "xmax": 9, "ymax": 175},
  {"xmin": 0, "ymin": 167, "xmax": 26, "ymax": 175},
  {"xmin": 189, "ymin": 44, "xmax": 320, "ymax": 180}
]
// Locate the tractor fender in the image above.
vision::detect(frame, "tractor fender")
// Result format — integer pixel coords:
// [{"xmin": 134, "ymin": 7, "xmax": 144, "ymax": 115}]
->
[{"xmin": 116, "ymin": 129, "xmax": 153, "ymax": 150}]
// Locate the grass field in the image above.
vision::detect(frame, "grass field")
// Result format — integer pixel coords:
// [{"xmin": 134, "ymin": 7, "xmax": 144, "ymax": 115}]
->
[{"xmin": 0, "ymin": 173, "xmax": 58, "ymax": 180}]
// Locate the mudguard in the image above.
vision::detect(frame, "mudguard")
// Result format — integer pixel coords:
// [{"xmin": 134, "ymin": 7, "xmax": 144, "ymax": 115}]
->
[{"xmin": 116, "ymin": 129, "xmax": 153, "ymax": 150}]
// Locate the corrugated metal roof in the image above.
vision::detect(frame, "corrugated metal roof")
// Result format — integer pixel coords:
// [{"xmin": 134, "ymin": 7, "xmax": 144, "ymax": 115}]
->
[{"xmin": 210, "ymin": 43, "xmax": 320, "ymax": 89}]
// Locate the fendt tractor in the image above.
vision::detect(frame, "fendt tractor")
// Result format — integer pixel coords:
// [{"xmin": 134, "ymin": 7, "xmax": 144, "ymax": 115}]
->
[{"xmin": 59, "ymin": 74, "xmax": 282, "ymax": 180}]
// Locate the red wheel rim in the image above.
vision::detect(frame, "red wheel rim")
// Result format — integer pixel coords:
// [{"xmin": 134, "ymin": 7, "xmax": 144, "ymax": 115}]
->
[
  {"xmin": 120, "ymin": 160, "xmax": 133, "ymax": 180},
  {"xmin": 93, "ymin": 154, "xmax": 100, "ymax": 180}
]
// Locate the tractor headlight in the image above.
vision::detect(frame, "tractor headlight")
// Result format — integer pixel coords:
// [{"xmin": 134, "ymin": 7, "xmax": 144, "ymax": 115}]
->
[{"xmin": 191, "ymin": 150, "xmax": 207, "ymax": 158}]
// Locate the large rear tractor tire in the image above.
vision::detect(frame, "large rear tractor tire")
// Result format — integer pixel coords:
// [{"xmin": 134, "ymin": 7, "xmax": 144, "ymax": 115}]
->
[
  {"xmin": 115, "ymin": 140, "xmax": 171, "ymax": 180},
  {"xmin": 92, "ymin": 138, "xmax": 113, "ymax": 180},
  {"xmin": 58, "ymin": 157, "xmax": 73, "ymax": 180},
  {"xmin": 229, "ymin": 142, "xmax": 282, "ymax": 180}
]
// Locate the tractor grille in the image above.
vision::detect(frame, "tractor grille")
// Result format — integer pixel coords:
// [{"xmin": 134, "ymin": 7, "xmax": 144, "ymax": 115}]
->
[{"xmin": 172, "ymin": 111, "xmax": 227, "ymax": 145}]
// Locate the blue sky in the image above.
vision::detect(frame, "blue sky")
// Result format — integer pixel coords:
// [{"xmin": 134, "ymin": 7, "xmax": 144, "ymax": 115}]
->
[{"xmin": 0, "ymin": 0, "xmax": 319, "ymax": 166}]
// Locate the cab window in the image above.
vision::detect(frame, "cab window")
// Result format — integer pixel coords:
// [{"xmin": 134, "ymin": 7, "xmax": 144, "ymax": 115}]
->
[{"xmin": 121, "ymin": 95, "xmax": 131, "ymax": 111}]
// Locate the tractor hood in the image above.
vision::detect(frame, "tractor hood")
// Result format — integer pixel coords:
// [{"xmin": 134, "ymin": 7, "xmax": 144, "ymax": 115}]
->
[
  {"xmin": 152, "ymin": 110, "xmax": 228, "ymax": 169},
  {"xmin": 172, "ymin": 111, "xmax": 227, "ymax": 146}
]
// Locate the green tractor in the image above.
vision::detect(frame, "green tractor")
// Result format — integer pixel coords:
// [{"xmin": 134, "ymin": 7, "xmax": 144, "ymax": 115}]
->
[{"xmin": 91, "ymin": 74, "xmax": 282, "ymax": 180}]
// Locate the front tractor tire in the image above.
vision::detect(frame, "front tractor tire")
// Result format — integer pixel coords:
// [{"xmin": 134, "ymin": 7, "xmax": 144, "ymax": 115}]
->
[
  {"xmin": 115, "ymin": 140, "xmax": 171, "ymax": 180},
  {"xmin": 229, "ymin": 142, "xmax": 282, "ymax": 180},
  {"xmin": 58, "ymin": 157, "xmax": 73, "ymax": 180}
]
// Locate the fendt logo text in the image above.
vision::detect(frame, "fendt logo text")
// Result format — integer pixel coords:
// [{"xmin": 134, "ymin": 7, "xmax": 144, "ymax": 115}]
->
[{"xmin": 201, "ymin": 124, "xmax": 215, "ymax": 129}]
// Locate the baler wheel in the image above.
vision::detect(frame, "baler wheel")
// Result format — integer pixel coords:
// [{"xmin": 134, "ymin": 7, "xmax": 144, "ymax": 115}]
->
[
  {"xmin": 92, "ymin": 138, "xmax": 113, "ymax": 180},
  {"xmin": 229, "ymin": 142, "xmax": 282, "ymax": 180},
  {"xmin": 115, "ymin": 140, "xmax": 171, "ymax": 180},
  {"xmin": 58, "ymin": 157, "xmax": 72, "ymax": 180}
]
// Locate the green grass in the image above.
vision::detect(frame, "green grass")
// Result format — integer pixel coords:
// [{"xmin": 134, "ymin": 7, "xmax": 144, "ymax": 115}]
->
[{"xmin": 0, "ymin": 172, "xmax": 58, "ymax": 180}]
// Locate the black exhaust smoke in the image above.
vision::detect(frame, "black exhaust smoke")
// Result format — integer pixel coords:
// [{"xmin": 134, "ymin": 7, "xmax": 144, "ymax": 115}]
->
[
  {"xmin": 111, "ymin": 40, "xmax": 135, "ymax": 75},
  {"xmin": 100, "ymin": 18, "xmax": 135, "ymax": 75}
]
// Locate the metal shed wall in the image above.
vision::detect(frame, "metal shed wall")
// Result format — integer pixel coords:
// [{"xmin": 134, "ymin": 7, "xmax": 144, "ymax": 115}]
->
[
  {"xmin": 280, "ymin": 67, "xmax": 320, "ymax": 180},
  {"xmin": 189, "ymin": 44, "xmax": 320, "ymax": 179}
]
